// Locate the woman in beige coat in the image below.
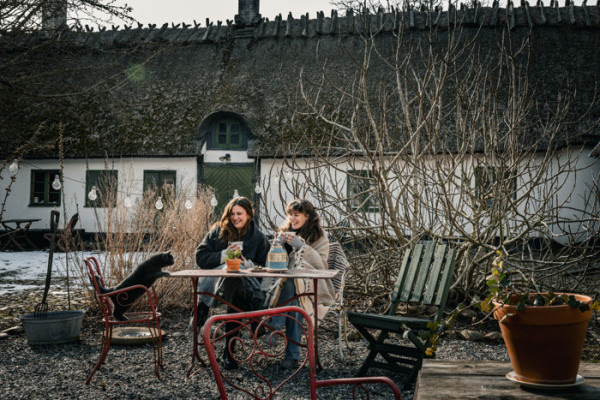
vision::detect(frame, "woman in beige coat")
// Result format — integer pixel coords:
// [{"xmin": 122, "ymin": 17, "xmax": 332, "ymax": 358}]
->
[{"xmin": 264, "ymin": 199, "xmax": 335, "ymax": 369}]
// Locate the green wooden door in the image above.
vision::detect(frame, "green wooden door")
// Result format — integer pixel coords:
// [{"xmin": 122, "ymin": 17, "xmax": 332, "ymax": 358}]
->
[{"xmin": 204, "ymin": 164, "xmax": 254, "ymax": 215}]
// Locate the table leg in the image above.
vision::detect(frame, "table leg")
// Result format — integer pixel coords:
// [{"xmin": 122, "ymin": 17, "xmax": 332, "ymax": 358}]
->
[
  {"xmin": 186, "ymin": 277, "xmax": 206, "ymax": 380},
  {"xmin": 313, "ymin": 278, "xmax": 323, "ymax": 371}
]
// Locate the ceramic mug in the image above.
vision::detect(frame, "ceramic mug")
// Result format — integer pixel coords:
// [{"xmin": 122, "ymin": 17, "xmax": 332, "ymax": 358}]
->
[{"xmin": 229, "ymin": 241, "xmax": 243, "ymax": 251}]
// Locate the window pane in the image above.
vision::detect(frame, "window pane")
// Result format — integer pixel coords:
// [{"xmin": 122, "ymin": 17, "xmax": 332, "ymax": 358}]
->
[
  {"xmin": 48, "ymin": 172, "xmax": 61, "ymax": 204},
  {"xmin": 209, "ymin": 118, "xmax": 247, "ymax": 150},
  {"xmin": 163, "ymin": 172, "xmax": 176, "ymax": 186},
  {"xmin": 145, "ymin": 172, "xmax": 160, "ymax": 190}
]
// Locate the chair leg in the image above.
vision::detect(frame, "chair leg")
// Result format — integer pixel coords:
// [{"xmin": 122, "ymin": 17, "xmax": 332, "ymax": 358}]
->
[
  {"xmin": 148, "ymin": 321, "xmax": 163, "ymax": 378},
  {"xmin": 337, "ymin": 311, "xmax": 345, "ymax": 363},
  {"xmin": 86, "ymin": 324, "xmax": 113, "ymax": 385},
  {"xmin": 355, "ymin": 329, "xmax": 389, "ymax": 377}
]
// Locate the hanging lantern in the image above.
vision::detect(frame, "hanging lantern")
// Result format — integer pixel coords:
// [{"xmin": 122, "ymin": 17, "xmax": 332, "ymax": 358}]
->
[
  {"xmin": 52, "ymin": 175, "xmax": 62, "ymax": 190},
  {"xmin": 88, "ymin": 186, "xmax": 98, "ymax": 201},
  {"xmin": 124, "ymin": 195, "xmax": 133, "ymax": 208},
  {"xmin": 233, "ymin": 189, "xmax": 239, "ymax": 198},
  {"xmin": 9, "ymin": 159, "xmax": 18, "ymax": 176},
  {"xmin": 184, "ymin": 197, "xmax": 193, "ymax": 210},
  {"xmin": 254, "ymin": 182, "xmax": 262, "ymax": 194},
  {"xmin": 155, "ymin": 196, "xmax": 163, "ymax": 210},
  {"xmin": 210, "ymin": 194, "xmax": 218, "ymax": 207}
]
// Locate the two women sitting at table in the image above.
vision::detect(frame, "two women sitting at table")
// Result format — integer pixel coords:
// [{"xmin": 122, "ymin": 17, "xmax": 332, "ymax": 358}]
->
[{"xmin": 193, "ymin": 196, "xmax": 335, "ymax": 370}]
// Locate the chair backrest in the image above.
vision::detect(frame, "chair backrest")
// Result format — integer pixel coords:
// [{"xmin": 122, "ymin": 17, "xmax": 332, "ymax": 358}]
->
[
  {"xmin": 63, "ymin": 213, "xmax": 79, "ymax": 235},
  {"xmin": 84, "ymin": 256, "xmax": 113, "ymax": 318},
  {"xmin": 389, "ymin": 241, "xmax": 456, "ymax": 322},
  {"xmin": 201, "ymin": 306, "xmax": 401, "ymax": 400},
  {"xmin": 328, "ymin": 241, "xmax": 350, "ymax": 301}
]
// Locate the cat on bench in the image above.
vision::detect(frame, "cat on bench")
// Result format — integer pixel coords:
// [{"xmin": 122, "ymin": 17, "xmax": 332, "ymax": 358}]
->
[{"xmin": 95, "ymin": 251, "xmax": 174, "ymax": 321}]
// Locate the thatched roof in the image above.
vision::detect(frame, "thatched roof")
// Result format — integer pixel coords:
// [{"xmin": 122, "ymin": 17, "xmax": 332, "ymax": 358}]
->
[{"xmin": 1, "ymin": 4, "xmax": 599, "ymax": 159}]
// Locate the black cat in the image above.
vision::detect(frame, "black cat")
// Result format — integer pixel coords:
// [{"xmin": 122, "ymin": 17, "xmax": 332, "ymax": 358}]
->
[{"xmin": 95, "ymin": 251, "xmax": 174, "ymax": 321}]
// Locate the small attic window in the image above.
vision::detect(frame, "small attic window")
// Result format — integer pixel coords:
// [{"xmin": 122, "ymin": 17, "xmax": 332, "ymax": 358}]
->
[{"xmin": 209, "ymin": 117, "xmax": 247, "ymax": 150}]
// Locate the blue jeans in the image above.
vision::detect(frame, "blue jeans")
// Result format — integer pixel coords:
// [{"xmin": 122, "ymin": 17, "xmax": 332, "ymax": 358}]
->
[
  {"xmin": 271, "ymin": 278, "xmax": 302, "ymax": 360},
  {"xmin": 197, "ymin": 265, "xmax": 263, "ymax": 312}
]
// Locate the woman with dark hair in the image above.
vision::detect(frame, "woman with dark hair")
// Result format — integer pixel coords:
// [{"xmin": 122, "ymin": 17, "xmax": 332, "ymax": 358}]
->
[
  {"xmin": 263, "ymin": 199, "xmax": 335, "ymax": 369},
  {"xmin": 194, "ymin": 196, "xmax": 270, "ymax": 369}
]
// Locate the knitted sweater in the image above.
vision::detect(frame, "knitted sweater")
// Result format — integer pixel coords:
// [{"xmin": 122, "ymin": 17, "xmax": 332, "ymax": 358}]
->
[{"xmin": 290, "ymin": 235, "xmax": 336, "ymax": 321}]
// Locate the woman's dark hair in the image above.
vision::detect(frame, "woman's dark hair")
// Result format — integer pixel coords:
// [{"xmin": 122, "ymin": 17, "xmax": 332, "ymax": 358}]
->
[
  {"xmin": 280, "ymin": 199, "xmax": 324, "ymax": 245},
  {"xmin": 216, "ymin": 196, "xmax": 254, "ymax": 244}
]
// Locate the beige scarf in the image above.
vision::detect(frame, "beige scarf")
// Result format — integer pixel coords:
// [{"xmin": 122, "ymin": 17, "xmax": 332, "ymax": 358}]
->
[{"xmin": 290, "ymin": 235, "xmax": 336, "ymax": 322}]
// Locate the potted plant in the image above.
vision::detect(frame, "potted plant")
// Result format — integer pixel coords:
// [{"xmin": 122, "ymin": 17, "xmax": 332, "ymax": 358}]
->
[
  {"xmin": 225, "ymin": 249, "xmax": 242, "ymax": 272},
  {"xmin": 479, "ymin": 250, "xmax": 600, "ymax": 386}
]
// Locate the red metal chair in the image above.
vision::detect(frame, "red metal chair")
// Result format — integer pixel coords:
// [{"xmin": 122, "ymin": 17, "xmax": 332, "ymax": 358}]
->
[
  {"xmin": 83, "ymin": 256, "xmax": 164, "ymax": 384},
  {"xmin": 201, "ymin": 305, "xmax": 402, "ymax": 400}
]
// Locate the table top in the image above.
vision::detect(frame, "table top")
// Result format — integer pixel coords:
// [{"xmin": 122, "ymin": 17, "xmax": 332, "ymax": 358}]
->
[
  {"xmin": 169, "ymin": 267, "xmax": 338, "ymax": 279},
  {"xmin": 1, "ymin": 218, "xmax": 41, "ymax": 224},
  {"xmin": 415, "ymin": 360, "xmax": 600, "ymax": 399}
]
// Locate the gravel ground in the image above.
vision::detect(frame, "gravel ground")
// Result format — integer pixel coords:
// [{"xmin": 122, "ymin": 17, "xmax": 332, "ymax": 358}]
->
[{"xmin": 1, "ymin": 290, "xmax": 598, "ymax": 400}]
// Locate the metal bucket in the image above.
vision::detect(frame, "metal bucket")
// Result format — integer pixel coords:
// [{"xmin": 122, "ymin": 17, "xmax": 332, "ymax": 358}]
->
[{"xmin": 20, "ymin": 310, "xmax": 85, "ymax": 345}]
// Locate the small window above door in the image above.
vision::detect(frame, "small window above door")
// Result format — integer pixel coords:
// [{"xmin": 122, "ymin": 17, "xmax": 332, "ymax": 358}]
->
[{"xmin": 210, "ymin": 118, "xmax": 246, "ymax": 150}]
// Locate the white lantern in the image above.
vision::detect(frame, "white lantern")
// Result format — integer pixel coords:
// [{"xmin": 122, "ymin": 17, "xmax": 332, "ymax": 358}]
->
[
  {"xmin": 210, "ymin": 195, "xmax": 218, "ymax": 207},
  {"xmin": 124, "ymin": 195, "xmax": 133, "ymax": 208},
  {"xmin": 88, "ymin": 186, "xmax": 97, "ymax": 201},
  {"xmin": 155, "ymin": 196, "xmax": 163, "ymax": 210},
  {"xmin": 184, "ymin": 197, "xmax": 193, "ymax": 210},
  {"xmin": 52, "ymin": 175, "xmax": 62, "ymax": 190},
  {"xmin": 233, "ymin": 189, "xmax": 239, "ymax": 198},
  {"xmin": 254, "ymin": 182, "xmax": 262, "ymax": 194},
  {"xmin": 9, "ymin": 159, "xmax": 18, "ymax": 176}
]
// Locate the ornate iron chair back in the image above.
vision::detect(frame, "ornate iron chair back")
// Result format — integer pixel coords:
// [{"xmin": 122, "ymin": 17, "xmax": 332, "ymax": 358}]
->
[
  {"xmin": 83, "ymin": 256, "xmax": 163, "ymax": 384},
  {"xmin": 201, "ymin": 305, "xmax": 402, "ymax": 399}
]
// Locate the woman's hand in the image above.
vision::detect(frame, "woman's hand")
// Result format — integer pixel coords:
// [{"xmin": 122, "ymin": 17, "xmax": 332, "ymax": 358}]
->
[
  {"xmin": 277, "ymin": 232, "xmax": 286, "ymax": 245},
  {"xmin": 282, "ymin": 232, "xmax": 304, "ymax": 250}
]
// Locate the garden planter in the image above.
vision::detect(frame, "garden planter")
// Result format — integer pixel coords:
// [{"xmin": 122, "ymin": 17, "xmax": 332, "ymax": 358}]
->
[
  {"xmin": 20, "ymin": 310, "xmax": 85, "ymax": 345},
  {"xmin": 493, "ymin": 293, "xmax": 592, "ymax": 385},
  {"xmin": 226, "ymin": 258, "xmax": 241, "ymax": 272}
]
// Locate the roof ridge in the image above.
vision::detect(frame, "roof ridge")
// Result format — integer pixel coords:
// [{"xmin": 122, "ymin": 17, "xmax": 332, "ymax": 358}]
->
[{"xmin": 3, "ymin": 3, "xmax": 600, "ymax": 48}]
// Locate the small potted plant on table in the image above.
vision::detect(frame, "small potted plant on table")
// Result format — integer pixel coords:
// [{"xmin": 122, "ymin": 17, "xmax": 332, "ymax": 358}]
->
[
  {"xmin": 480, "ymin": 250, "xmax": 600, "ymax": 386},
  {"xmin": 225, "ymin": 249, "xmax": 242, "ymax": 272}
]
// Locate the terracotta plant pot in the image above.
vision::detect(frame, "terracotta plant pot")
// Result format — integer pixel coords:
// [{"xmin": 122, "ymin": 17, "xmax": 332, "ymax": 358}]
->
[
  {"xmin": 226, "ymin": 258, "xmax": 241, "ymax": 272},
  {"xmin": 493, "ymin": 293, "xmax": 592, "ymax": 385}
]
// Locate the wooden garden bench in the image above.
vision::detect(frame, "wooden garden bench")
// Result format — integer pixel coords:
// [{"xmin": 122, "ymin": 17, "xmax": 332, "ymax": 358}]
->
[{"xmin": 347, "ymin": 240, "xmax": 457, "ymax": 387}]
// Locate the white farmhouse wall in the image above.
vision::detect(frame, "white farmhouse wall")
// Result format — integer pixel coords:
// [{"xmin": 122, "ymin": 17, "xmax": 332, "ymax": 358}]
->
[
  {"xmin": 258, "ymin": 147, "xmax": 600, "ymax": 243},
  {"xmin": 0, "ymin": 157, "xmax": 197, "ymax": 233}
]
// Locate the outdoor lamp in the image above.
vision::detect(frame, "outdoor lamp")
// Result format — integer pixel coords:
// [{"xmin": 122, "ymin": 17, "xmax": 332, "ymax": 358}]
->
[
  {"xmin": 155, "ymin": 196, "xmax": 163, "ymax": 210},
  {"xmin": 52, "ymin": 175, "xmax": 62, "ymax": 190},
  {"xmin": 254, "ymin": 182, "xmax": 262, "ymax": 194},
  {"xmin": 184, "ymin": 197, "xmax": 193, "ymax": 210},
  {"xmin": 124, "ymin": 195, "xmax": 133, "ymax": 208},
  {"xmin": 88, "ymin": 186, "xmax": 98, "ymax": 201},
  {"xmin": 233, "ymin": 189, "xmax": 239, "ymax": 198},
  {"xmin": 9, "ymin": 159, "xmax": 18, "ymax": 176},
  {"xmin": 210, "ymin": 194, "xmax": 218, "ymax": 207}
]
